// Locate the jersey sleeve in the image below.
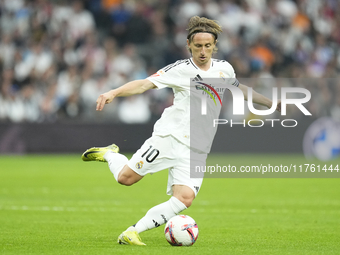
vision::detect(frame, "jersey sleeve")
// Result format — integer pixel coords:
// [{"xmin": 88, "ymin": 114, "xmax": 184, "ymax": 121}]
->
[
  {"xmin": 225, "ymin": 62, "xmax": 239, "ymax": 87},
  {"xmin": 146, "ymin": 62, "xmax": 182, "ymax": 89}
]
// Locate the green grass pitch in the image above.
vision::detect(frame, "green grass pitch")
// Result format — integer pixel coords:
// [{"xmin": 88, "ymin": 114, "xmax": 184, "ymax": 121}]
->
[{"xmin": 0, "ymin": 154, "xmax": 339, "ymax": 255}]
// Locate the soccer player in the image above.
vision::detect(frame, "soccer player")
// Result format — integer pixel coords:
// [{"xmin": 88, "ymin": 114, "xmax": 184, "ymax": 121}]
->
[{"xmin": 81, "ymin": 16, "xmax": 281, "ymax": 245}]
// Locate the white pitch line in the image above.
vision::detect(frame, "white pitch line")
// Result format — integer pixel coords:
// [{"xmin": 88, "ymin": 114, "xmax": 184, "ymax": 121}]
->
[
  {"xmin": 0, "ymin": 205, "xmax": 134, "ymax": 212},
  {"xmin": 1, "ymin": 205, "xmax": 339, "ymax": 215}
]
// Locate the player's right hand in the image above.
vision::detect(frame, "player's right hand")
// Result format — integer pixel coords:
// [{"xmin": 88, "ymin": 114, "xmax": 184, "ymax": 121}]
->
[{"xmin": 96, "ymin": 91, "xmax": 115, "ymax": 111}]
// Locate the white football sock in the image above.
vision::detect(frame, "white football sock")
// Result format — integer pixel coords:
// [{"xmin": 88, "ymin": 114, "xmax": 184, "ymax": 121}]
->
[
  {"xmin": 104, "ymin": 151, "xmax": 128, "ymax": 181},
  {"xmin": 134, "ymin": 196, "xmax": 187, "ymax": 233}
]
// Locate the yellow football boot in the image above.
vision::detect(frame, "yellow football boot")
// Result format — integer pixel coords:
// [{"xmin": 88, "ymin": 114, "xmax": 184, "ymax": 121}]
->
[
  {"xmin": 117, "ymin": 227, "xmax": 146, "ymax": 246},
  {"xmin": 81, "ymin": 144, "xmax": 119, "ymax": 162}
]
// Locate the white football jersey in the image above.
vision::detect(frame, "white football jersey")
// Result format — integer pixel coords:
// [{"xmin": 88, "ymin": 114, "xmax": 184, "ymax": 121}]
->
[{"xmin": 147, "ymin": 58, "xmax": 239, "ymax": 153}]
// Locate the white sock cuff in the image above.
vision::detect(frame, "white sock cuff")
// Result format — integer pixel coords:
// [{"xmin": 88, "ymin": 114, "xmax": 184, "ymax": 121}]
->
[
  {"xmin": 104, "ymin": 152, "xmax": 128, "ymax": 181},
  {"xmin": 104, "ymin": 151, "xmax": 126, "ymax": 162},
  {"xmin": 169, "ymin": 196, "xmax": 187, "ymax": 213}
]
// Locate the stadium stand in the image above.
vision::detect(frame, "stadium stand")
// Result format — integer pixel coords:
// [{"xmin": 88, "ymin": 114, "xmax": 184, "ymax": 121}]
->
[{"xmin": 0, "ymin": 0, "xmax": 339, "ymax": 124}]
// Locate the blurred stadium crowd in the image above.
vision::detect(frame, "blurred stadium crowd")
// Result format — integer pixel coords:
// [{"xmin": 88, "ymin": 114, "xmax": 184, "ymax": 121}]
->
[{"xmin": 0, "ymin": 0, "xmax": 340, "ymax": 124}]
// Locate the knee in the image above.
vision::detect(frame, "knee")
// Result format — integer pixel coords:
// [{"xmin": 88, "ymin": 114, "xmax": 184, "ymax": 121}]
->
[
  {"xmin": 117, "ymin": 175, "xmax": 135, "ymax": 186},
  {"xmin": 116, "ymin": 167, "xmax": 143, "ymax": 186},
  {"xmin": 172, "ymin": 185, "xmax": 196, "ymax": 208},
  {"xmin": 176, "ymin": 195, "xmax": 194, "ymax": 208},
  {"xmin": 182, "ymin": 199, "xmax": 193, "ymax": 208}
]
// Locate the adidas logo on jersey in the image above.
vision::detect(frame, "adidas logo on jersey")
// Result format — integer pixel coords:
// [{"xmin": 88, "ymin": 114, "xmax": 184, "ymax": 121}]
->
[{"xmin": 192, "ymin": 74, "xmax": 203, "ymax": 82}]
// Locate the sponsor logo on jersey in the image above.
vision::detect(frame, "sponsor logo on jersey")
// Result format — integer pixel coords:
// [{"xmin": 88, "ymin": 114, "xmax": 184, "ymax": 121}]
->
[
  {"xmin": 193, "ymin": 75, "xmax": 223, "ymax": 107},
  {"xmin": 136, "ymin": 161, "xmax": 144, "ymax": 169}
]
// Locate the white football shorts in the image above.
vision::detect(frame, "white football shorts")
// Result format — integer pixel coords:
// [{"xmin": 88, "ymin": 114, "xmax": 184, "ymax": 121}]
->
[{"xmin": 127, "ymin": 135, "xmax": 207, "ymax": 196}]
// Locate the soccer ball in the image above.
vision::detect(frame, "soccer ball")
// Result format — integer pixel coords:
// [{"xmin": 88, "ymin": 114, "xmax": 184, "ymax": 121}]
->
[
  {"xmin": 303, "ymin": 117, "xmax": 340, "ymax": 161},
  {"xmin": 313, "ymin": 127, "xmax": 340, "ymax": 161},
  {"xmin": 164, "ymin": 215, "xmax": 198, "ymax": 246}
]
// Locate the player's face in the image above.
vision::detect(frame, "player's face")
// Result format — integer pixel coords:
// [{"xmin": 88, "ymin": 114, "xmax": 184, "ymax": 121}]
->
[{"xmin": 187, "ymin": 33, "xmax": 216, "ymax": 68}]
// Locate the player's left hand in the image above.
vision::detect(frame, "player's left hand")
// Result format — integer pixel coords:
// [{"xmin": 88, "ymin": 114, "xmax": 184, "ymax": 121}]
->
[{"xmin": 96, "ymin": 90, "xmax": 115, "ymax": 111}]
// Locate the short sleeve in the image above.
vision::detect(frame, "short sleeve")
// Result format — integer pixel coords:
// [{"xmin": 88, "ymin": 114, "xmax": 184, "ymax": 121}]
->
[
  {"xmin": 146, "ymin": 62, "xmax": 182, "ymax": 89},
  {"xmin": 225, "ymin": 62, "xmax": 239, "ymax": 87}
]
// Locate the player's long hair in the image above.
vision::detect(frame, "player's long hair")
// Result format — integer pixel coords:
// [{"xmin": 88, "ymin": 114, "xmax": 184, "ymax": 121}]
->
[{"xmin": 186, "ymin": 16, "xmax": 222, "ymax": 54}]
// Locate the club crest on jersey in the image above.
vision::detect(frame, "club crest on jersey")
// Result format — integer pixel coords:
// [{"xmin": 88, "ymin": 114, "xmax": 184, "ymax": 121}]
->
[
  {"xmin": 219, "ymin": 71, "xmax": 226, "ymax": 81},
  {"xmin": 136, "ymin": 161, "xmax": 144, "ymax": 169}
]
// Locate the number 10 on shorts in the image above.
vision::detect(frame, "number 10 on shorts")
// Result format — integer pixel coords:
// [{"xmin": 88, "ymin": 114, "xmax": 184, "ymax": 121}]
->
[{"xmin": 141, "ymin": 146, "xmax": 160, "ymax": 163}]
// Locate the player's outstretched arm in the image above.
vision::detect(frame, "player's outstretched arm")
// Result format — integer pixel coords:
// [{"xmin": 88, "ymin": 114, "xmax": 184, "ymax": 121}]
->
[
  {"xmin": 238, "ymin": 84, "xmax": 281, "ymax": 112},
  {"xmin": 96, "ymin": 79, "xmax": 156, "ymax": 111}
]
